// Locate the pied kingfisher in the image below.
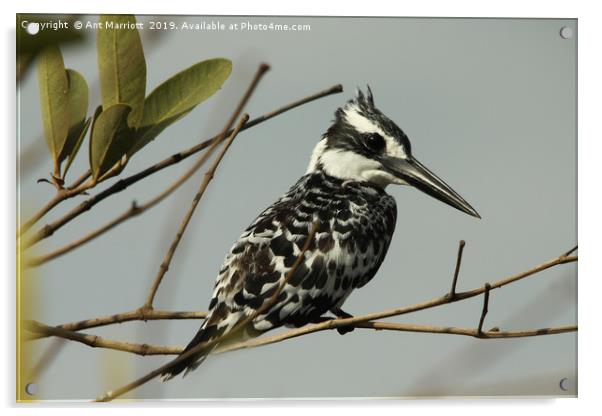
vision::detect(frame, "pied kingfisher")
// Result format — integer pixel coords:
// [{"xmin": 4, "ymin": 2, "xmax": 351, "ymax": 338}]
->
[{"xmin": 162, "ymin": 87, "xmax": 480, "ymax": 379}]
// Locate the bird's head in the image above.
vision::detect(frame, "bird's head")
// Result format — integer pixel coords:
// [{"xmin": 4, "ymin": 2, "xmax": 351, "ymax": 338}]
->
[{"xmin": 307, "ymin": 87, "xmax": 480, "ymax": 218}]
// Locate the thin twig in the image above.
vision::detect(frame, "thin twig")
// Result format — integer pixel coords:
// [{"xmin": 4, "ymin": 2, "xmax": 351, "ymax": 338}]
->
[
  {"xmin": 27, "ymin": 309, "xmax": 208, "ymax": 340},
  {"xmin": 18, "ymin": 180, "xmax": 94, "ymax": 237},
  {"xmin": 25, "ymin": 205, "xmax": 143, "ymax": 267},
  {"xmin": 26, "ymin": 339, "xmax": 66, "ymax": 380},
  {"xmin": 220, "ymin": 322, "xmax": 577, "ymax": 354},
  {"xmin": 477, "ymin": 283, "xmax": 491, "ymax": 335},
  {"xmin": 66, "ymin": 170, "xmax": 92, "ymax": 190},
  {"xmin": 143, "ymin": 114, "xmax": 250, "ymax": 310},
  {"xmin": 449, "ymin": 240, "xmax": 465, "ymax": 299},
  {"xmin": 22, "ymin": 84, "xmax": 344, "ymax": 249},
  {"xmin": 96, "ymin": 222, "xmax": 319, "ymax": 401},
  {"xmin": 25, "ymin": 321, "xmax": 181, "ymax": 355},
  {"xmin": 26, "ymin": 63, "xmax": 272, "ymax": 267},
  {"xmin": 563, "ymin": 245, "xmax": 578, "ymax": 257}
]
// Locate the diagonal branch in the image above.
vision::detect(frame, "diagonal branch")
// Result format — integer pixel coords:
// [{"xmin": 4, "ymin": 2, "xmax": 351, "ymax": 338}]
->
[
  {"xmin": 18, "ymin": 178, "xmax": 94, "ymax": 238},
  {"xmin": 95, "ymin": 222, "xmax": 319, "ymax": 402},
  {"xmin": 22, "ymin": 84, "xmax": 343, "ymax": 249},
  {"xmin": 563, "ymin": 245, "xmax": 578, "ymax": 257},
  {"xmin": 143, "ymin": 114, "xmax": 250, "ymax": 310}
]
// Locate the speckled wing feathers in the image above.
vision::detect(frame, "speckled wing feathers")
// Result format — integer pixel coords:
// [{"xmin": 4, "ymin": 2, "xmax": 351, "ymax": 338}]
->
[{"xmin": 161, "ymin": 171, "xmax": 396, "ymax": 379}]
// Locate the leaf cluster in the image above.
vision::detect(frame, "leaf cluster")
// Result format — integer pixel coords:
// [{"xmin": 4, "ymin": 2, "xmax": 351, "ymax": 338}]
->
[{"xmin": 36, "ymin": 14, "xmax": 232, "ymax": 183}]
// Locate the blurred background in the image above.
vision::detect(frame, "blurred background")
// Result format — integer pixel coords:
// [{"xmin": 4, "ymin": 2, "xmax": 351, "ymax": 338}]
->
[{"xmin": 17, "ymin": 15, "xmax": 576, "ymax": 400}]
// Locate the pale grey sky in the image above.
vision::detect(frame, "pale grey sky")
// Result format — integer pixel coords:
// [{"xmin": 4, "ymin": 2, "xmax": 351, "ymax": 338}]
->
[{"xmin": 19, "ymin": 16, "xmax": 576, "ymax": 400}]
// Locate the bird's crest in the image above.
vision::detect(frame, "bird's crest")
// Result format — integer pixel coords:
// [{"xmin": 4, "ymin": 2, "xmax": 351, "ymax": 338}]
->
[{"xmin": 351, "ymin": 85, "xmax": 375, "ymax": 110}]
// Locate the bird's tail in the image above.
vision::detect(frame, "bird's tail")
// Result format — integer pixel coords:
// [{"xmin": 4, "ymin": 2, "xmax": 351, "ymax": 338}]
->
[
  {"xmin": 160, "ymin": 323, "xmax": 221, "ymax": 381},
  {"xmin": 160, "ymin": 310, "xmax": 254, "ymax": 381}
]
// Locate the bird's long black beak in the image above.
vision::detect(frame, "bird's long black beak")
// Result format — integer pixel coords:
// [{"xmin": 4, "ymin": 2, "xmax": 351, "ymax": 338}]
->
[{"xmin": 382, "ymin": 156, "xmax": 481, "ymax": 218}]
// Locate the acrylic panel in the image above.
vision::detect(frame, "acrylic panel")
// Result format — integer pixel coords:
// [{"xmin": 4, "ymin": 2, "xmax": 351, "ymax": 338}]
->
[{"xmin": 16, "ymin": 15, "xmax": 577, "ymax": 401}]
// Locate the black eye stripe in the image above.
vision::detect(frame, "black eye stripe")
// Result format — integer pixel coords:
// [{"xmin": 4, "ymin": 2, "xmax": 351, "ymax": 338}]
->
[{"xmin": 363, "ymin": 133, "xmax": 386, "ymax": 152}]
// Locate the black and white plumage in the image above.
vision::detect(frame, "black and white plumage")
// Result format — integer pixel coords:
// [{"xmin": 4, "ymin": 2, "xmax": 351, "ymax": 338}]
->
[{"xmin": 162, "ymin": 87, "xmax": 479, "ymax": 380}]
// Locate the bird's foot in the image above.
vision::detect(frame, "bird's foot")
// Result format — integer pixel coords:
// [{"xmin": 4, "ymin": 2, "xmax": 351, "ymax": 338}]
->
[
  {"xmin": 336, "ymin": 325, "xmax": 355, "ymax": 335},
  {"xmin": 330, "ymin": 307, "xmax": 355, "ymax": 335}
]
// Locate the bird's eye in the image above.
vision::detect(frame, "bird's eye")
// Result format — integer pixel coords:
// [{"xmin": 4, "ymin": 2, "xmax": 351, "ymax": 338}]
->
[{"xmin": 363, "ymin": 133, "xmax": 386, "ymax": 152}]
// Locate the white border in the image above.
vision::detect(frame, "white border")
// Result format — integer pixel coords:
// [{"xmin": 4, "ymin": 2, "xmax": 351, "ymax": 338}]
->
[{"xmin": 3, "ymin": 1, "xmax": 600, "ymax": 415}]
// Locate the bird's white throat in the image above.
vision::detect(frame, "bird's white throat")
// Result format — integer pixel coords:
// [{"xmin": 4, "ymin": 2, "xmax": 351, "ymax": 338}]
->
[{"xmin": 306, "ymin": 139, "xmax": 406, "ymax": 188}]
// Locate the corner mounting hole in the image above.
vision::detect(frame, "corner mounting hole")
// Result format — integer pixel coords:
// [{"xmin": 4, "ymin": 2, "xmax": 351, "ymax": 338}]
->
[
  {"xmin": 26, "ymin": 22, "xmax": 40, "ymax": 35},
  {"xmin": 560, "ymin": 26, "xmax": 573, "ymax": 39},
  {"xmin": 559, "ymin": 377, "xmax": 572, "ymax": 391},
  {"xmin": 25, "ymin": 382, "xmax": 37, "ymax": 396}
]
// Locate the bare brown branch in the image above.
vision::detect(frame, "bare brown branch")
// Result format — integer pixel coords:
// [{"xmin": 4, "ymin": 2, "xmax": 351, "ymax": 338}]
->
[
  {"xmin": 563, "ymin": 245, "xmax": 578, "ymax": 257},
  {"xmin": 477, "ymin": 283, "xmax": 491, "ymax": 335},
  {"xmin": 18, "ymin": 179, "xmax": 94, "ymax": 238},
  {"xmin": 143, "ymin": 114, "xmax": 250, "ymax": 310},
  {"xmin": 221, "ymin": 322, "xmax": 577, "ymax": 354},
  {"xmin": 25, "ymin": 321, "xmax": 181, "ymax": 355},
  {"xmin": 26, "ymin": 339, "xmax": 66, "ymax": 381},
  {"xmin": 28, "ymin": 309, "xmax": 208, "ymax": 340},
  {"xmin": 24, "ymin": 318, "xmax": 577, "ymax": 358},
  {"xmin": 449, "ymin": 240, "xmax": 465, "ymax": 299},
  {"xmin": 66, "ymin": 170, "xmax": 92, "ymax": 190},
  {"xmin": 22, "ymin": 83, "xmax": 343, "ymax": 249}
]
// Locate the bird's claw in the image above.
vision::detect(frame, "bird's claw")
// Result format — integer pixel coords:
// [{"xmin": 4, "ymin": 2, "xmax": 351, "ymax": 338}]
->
[{"xmin": 336, "ymin": 325, "xmax": 355, "ymax": 335}]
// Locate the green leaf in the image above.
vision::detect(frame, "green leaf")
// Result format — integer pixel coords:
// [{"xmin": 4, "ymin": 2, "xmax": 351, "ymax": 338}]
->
[
  {"xmin": 97, "ymin": 15, "xmax": 146, "ymax": 128},
  {"xmin": 128, "ymin": 110, "xmax": 190, "ymax": 157},
  {"xmin": 62, "ymin": 117, "xmax": 91, "ymax": 178},
  {"xmin": 89, "ymin": 104, "xmax": 134, "ymax": 181},
  {"xmin": 58, "ymin": 69, "xmax": 89, "ymax": 168},
  {"xmin": 37, "ymin": 46, "xmax": 70, "ymax": 171},
  {"xmin": 87, "ymin": 105, "xmax": 104, "ymax": 147},
  {"xmin": 130, "ymin": 58, "xmax": 232, "ymax": 155},
  {"xmin": 66, "ymin": 69, "xmax": 88, "ymax": 128}
]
